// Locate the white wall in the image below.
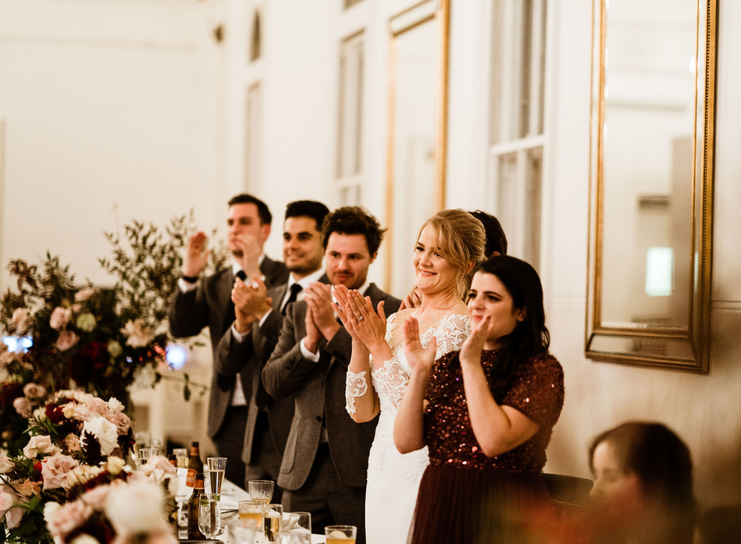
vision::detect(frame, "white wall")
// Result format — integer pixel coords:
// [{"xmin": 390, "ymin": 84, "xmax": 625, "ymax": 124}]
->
[{"xmin": 3, "ymin": 0, "xmax": 741, "ymax": 509}]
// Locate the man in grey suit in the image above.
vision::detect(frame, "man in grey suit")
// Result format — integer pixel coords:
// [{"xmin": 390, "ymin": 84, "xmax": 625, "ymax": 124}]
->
[
  {"xmin": 262, "ymin": 207, "xmax": 401, "ymax": 543},
  {"xmin": 169, "ymin": 194, "xmax": 289, "ymax": 487},
  {"xmin": 212, "ymin": 200, "xmax": 330, "ymax": 492}
]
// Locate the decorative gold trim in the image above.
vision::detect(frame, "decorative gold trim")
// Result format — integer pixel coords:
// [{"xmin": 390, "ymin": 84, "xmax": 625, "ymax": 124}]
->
[
  {"xmin": 585, "ymin": 0, "xmax": 716, "ymax": 372},
  {"xmin": 383, "ymin": 0, "xmax": 450, "ymax": 291}
]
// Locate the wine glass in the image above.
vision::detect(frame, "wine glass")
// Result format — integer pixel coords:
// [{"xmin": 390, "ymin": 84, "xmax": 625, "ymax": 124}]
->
[
  {"xmin": 198, "ymin": 493, "xmax": 222, "ymax": 539},
  {"xmin": 264, "ymin": 503, "xmax": 283, "ymax": 542},
  {"xmin": 207, "ymin": 456, "xmax": 227, "ymax": 493},
  {"xmin": 325, "ymin": 525, "xmax": 357, "ymax": 544},
  {"xmin": 137, "ymin": 447, "xmax": 156, "ymax": 466}
]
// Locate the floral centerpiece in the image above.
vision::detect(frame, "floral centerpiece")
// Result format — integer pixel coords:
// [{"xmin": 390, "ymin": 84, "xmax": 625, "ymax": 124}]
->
[
  {"xmin": 0, "ymin": 214, "xmax": 227, "ymax": 454},
  {"xmin": 0, "ymin": 392, "xmax": 178, "ymax": 543}
]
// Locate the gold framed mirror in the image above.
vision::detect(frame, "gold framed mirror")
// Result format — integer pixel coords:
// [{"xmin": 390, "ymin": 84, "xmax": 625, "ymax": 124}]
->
[
  {"xmin": 384, "ymin": 0, "xmax": 450, "ymax": 296},
  {"xmin": 586, "ymin": 0, "xmax": 717, "ymax": 372}
]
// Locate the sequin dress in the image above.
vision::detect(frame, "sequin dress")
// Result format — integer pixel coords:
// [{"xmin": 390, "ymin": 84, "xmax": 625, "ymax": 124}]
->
[
  {"xmin": 410, "ymin": 349, "xmax": 565, "ymax": 544},
  {"xmin": 346, "ymin": 312, "xmax": 470, "ymax": 544}
]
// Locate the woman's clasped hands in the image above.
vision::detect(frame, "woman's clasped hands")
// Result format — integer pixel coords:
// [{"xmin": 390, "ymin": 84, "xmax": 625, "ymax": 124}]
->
[{"xmin": 333, "ymin": 284, "xmax": 388, "ymax": 352}]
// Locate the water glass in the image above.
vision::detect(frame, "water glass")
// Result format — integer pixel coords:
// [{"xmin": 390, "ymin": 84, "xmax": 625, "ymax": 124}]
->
[
  {"xmin": 264, "ymin": 503, "xmax": 283, "ymax": 542},
  {"xmin": 325, "ymin": 525, "xmax": 357, "ymax": 544},
  {"xmin": 198, "ymin": 493, "xmax": 222, "ymax": 539},
  {"xmin": 248, "ymin": 479, "xmax": 274, "ymax": 504},
  {"xmin": 173, "ymin": 448, "xmax": 189, "ymax": 469},
  {"xmin": 137, "ymin": 447, "xmax": 157, "ymax": 466},
  {"xmin": 206, "ymin": 456, "xmax": 227, "ymax": 493},
  {"xmin": 239, "ymin": 499, "xmax": 266, "ymax": 531}
]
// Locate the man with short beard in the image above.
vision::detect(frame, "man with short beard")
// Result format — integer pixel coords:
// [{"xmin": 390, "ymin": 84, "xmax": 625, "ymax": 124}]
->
[
  {"xmin": 169, "ymin": 194, "xmax": 288, "ymax": 487},
  {"xmin": 213, "ymin": 200, "xmax": 329, "ymax": 494},
  {"xmin": 261, "ymin": 206, "xmax": 401, "ymax": 543}
]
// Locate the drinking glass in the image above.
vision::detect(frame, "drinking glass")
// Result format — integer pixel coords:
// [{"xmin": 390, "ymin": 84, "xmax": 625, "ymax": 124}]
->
[
  {"xmin": 137, "ymin": 447, "xmax": 157, "ymax": 466},
  {"xmin": 264, "ymin": 503, "xmax": 283, "ymax": 542},
  {"xmin": 325, "ymin": 525, "xmax": 357, "ymax": 544},
  {"xmin": 292, "ymin": 512, "xmax": 311, "ymax": 533},
  {"xmin": 198, "ymin": 493, "xmax": 222, "ymax": 539},
  {"xmin": 248, "ymin": 479, "xmax": 274, "ymax": 505},
  {"xmin": 207, "ymin": 456, "xmax": 227, "ymax": 493},
  {"xmin": 239, "ymin": 499, "xmax": 266, "ymax": 532},
  {"xmin": 173, "ymin": 448, "xmax": 189, "ymax": 469}
]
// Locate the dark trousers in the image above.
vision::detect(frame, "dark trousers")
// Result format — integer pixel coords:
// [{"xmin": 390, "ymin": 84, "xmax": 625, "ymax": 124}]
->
[
  {"xmin": 281, "ymin": 443, "xmax": 367, "ymax": 544},
  {"xmin": 212, "ymin": 406, "xmax": 247, "ymax": 489}
]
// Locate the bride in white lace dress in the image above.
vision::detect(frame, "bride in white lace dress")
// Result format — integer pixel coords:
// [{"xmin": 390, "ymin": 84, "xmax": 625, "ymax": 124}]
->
[{"xmin": 334, "ymin": 210, "xmax": 486, "ymax": 544}]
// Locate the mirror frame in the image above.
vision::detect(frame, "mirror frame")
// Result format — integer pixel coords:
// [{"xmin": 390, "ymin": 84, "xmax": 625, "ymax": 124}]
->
[
  {"xmin": 585, "ymin": 0, "xmax": 717, "ymax": 372},
  {"xmin": 383, "ymin": 0, "xmax": 450, "ymax": 290}
]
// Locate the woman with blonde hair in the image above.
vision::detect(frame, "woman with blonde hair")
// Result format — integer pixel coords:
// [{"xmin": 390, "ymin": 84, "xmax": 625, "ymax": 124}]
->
[{"xmin": 334, "ymin": 209, "xmax": 486, "ymax": 544}]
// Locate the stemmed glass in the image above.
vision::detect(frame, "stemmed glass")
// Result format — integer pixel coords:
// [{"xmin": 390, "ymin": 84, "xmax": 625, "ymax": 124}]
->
[
  {"xmin": 198, "ymin": 493, "xmax": 222, "ymax": 539},
  {"xmin": 207, "ymin": 456, "xmax": 227, "ymax": 493}
]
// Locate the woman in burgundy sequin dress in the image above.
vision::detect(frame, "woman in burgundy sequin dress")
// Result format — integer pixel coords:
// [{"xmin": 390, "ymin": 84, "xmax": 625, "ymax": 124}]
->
[{"xmin": 395, "ymin": 256, "xmax": 565, "ymax": 544}]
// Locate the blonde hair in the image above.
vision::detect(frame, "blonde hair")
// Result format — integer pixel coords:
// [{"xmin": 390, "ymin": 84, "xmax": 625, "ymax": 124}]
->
[{"xmin": 418, "ymin": 209, "xmax": 487, "ymax": 298}]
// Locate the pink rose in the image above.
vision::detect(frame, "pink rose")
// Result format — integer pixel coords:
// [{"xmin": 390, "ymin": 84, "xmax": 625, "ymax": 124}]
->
[
  {"xmin": 23, "ymin": 383, "xmax": 46, "ymax": 399},
  {"xmin": 49, "ymin": 307, "xmax": 72, "ymax": 330},
  {"xmin": 41, "ymin": 454, "xmax": 79, "ymax": 491},
  {"xmin": 56, "ymin": 330, "xmax": 79, "ymax": 351},
  {"xmin": 105, "ymin": 410, "xmax": 131, "ymax": 434},
  {"xmin": 0, "ymin": 486, "xmax": 23, "ymax": 530},
  {"xmin": 86, "ymin": 397, "xmax": 110, "ymax": 416},
  {"xmin": 11, "ymin": 308, "xmax": 29, "ymax": 334},
  {"xmin": 80, "ymin": 484, "xmax": 111, "ymax": 509},
  {"xmin": 73, "ymin": 404, "xmax": 95, "ymax": 422},
  {"xmin": 23, "ymin": 435, "xmax": 60, "ymax": 459},
  {"xmin": 64, "ymin": 433, "xmax": 82, "ymax": 453},
  {"xmin": 75, "ymin": 288, "xmax": 97, "ymax": 302},
  {"xmin": 46, "ymin": 500, "xmax": 92, "ymax": 538},
  {"xmin": 13, "ymin": 397, "xmax": 33, "ymax": 418}
]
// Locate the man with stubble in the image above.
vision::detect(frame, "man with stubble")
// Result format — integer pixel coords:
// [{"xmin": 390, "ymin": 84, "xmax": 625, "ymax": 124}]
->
[{"xmin": 262, "ymin": 206, "xmax": 401, "ymax": 543}]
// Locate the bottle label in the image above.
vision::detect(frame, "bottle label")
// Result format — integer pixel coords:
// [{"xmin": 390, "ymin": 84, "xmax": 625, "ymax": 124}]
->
[{"xmin": 186, "ymin": 468, "xmax": 196, "ymax": 487}]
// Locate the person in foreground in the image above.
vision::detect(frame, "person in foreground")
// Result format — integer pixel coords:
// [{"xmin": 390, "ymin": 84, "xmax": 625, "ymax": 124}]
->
[
  {"xmin": 394, "ymin": 255, "xmax": 565, "ymax": 544},
  {"xmin": 588, "ymin": 422, "xmax": 696, "ymax": 544},
  {"xmin": 336, "ymin": 209, "xmax": 486, "ymax": 544}
]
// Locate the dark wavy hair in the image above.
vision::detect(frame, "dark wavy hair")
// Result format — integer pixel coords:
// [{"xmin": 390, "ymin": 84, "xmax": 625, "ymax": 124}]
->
[
  {"xmin": 469, "ymin": 210, "xmax": 507, "ymax": 257},
  {"xmin": 472, "ymin": 255, "xmax": 549, "ymax": 375},
  {"xmin": 285, "ymin": 200, "xmax": 330, "ymax": 232},
  {"xmin": 589, "ymin": 422, "xmax": 695, "ymax": 512},
  {"xmin": 321, "ymin": 206, "xmax": 385, "ymax": 255},
  {"xmin": 228, "ymin": 193, "xmax": 272, "ymax": 225}
]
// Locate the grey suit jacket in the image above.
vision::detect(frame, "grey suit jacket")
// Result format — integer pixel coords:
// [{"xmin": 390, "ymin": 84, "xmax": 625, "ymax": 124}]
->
[
  {"xmin": 262, "ymin": 283, "xmax": 401, "ymax": 491},
  {"xmin": 168, "ymin": 256, "xmax": 289, "ymax": 438},
  {"xmin": 213, "ymin": 282, "xmax": 295, "ymax": 471}
]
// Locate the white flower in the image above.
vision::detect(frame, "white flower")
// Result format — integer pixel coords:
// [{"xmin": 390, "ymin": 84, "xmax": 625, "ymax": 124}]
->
[
  {"xmin": 49, "ymin": 307, "xmax": 72, "ymax": 330},
  {"xmin": 74, "ymin": 288, "xmax": 97, "ymax": 302},
  {"xmin": 108, "ymin": 397, "xmax": 125, "ymax": 413},
  {"xmin": 32, "ymin": 406, "xmax": 47, "ymax": 421},
  {"xmin": 70, "ymin": 535, "xmax": 99, "ymax": 544},
  {"xmin": 105, "ymin": 482, "xmax": 169, "ymax": 535},
  {"xmin": 23, "ymin": 383, "xmax": 46, "ymax": 399},
  {"xmin": 11, "ymin": 308, "xmax": 29, "ymax": 334},
  {"xmin": 121, "ymin": 319, "xmax": 155, "ymax": 348},
  {"xmin": 82, "ymin": 417, "xmax": 119, "ymax": 456},
  {"xmin": 13, "ymin": 397, "xmax": 33, "ymax": 418},
  {"xmin": 106, "ymin": 456, "xmax": 126, "ymax": 476},
  {"xmin": 43, "ymin": 501, "xmax": 62, "ymax": 523}
]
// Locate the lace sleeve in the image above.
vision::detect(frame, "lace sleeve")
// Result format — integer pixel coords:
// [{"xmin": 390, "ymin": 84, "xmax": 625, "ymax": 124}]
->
[
  {"xmin": 433, "ymin": 314, "xmax": 471, "ymax": 358},
  {"xmin": 345, "ymin": 369, "xmax": 369, "ymax": 417}
]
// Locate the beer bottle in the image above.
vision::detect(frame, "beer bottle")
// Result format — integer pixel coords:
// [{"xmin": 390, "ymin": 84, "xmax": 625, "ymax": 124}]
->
[
  {"xmin": 185, "ymin": 441, "xmax": 203, "ymax": 488},
  {"xmin": 187, "ymin": 472, "xmax": 206, "ymax": 539}
]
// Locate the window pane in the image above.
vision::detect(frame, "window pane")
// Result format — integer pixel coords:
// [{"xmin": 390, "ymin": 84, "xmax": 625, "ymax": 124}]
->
[{"xmin": 337, "ymin": 33, "xmax": 364, "ymax": 178}]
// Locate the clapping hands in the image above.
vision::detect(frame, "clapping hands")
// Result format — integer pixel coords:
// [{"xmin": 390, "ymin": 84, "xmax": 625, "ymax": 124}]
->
[
  {"xmin": 402, "ymin": 315, "xmax": 437, "ymax": 376},
  {"xmin": 232, "ymin": 275, "xmax": 272, "ymax": 334},
  {"xmin": 333, "ymin": 285, "xmax": 387, "ymax": 351}
]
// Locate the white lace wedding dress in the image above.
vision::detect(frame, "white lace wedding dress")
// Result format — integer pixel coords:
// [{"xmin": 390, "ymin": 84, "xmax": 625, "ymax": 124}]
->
[{"xmin": 346, "ymin": 312, "xmax": 470, "ymax": 544}]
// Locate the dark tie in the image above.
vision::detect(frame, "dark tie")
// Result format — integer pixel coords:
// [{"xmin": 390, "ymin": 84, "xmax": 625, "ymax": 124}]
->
[{"xmin": 281, "ymin": 283, "xmax": 303, "ymax": 315}]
